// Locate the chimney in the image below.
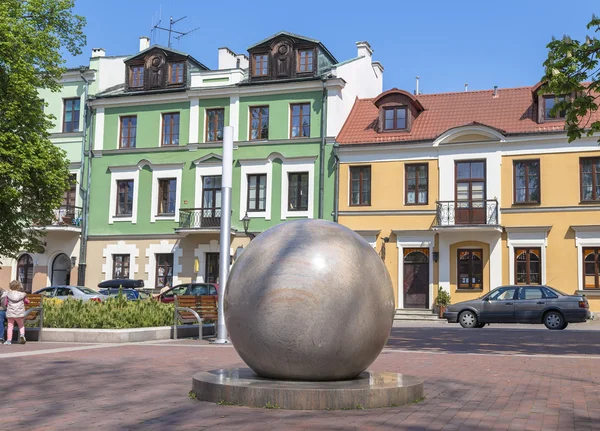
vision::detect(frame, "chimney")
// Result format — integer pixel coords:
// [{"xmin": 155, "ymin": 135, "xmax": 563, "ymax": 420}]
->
[
  {"xmin": 139, "ymin": 36, "xmax": 150, "ymax": 52},
  {"xmin": 91, "ymin": 48, "xmax": 105, "ymax": 58},
  {"xmin": 415, "ymin": 76, "xmax": 420, "ymax": 95},
  {"xmin": 356, "ymin": 41, "xmax": 373, "ymax": 59},
  {"xmin": 218, "ymin": 47, "xmax": 237, "ymax": 69},
  {"xmin": 493, "ymin": 86, "xmax": 498, "ymax": 97},
  {"xmin": 235, "ymin": 54, "xmax": 249, "ymax": 69},
  {"xmin": 465, "ymin": 83, "xmax": 468, "ymax": 92}
]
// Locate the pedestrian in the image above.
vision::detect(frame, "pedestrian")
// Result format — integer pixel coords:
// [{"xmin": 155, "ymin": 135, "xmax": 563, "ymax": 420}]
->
[
  {"xmin": 4, "ymin": 280, "xmax": 29, "ymax": 345},
  {"xmin": 0, "ymin": 286, "xmax": 6, "ymax": 343}
]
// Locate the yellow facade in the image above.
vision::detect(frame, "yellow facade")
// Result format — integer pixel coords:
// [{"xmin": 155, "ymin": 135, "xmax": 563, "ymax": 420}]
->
[{"xmin": 338, "ymin": 132, "xmax": 600, "ymax": 314}]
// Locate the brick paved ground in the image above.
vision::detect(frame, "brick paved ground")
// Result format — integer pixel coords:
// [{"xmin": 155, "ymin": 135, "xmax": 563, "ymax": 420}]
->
[{"xmin": 2, "ymin": 325, "xmax": 600, "ymax": 430}]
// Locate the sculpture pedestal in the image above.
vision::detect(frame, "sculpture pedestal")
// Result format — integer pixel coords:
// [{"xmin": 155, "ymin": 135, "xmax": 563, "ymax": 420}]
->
[{"xmin": 191, "ymin": 368, "xmax": 424, "ymax": 410}]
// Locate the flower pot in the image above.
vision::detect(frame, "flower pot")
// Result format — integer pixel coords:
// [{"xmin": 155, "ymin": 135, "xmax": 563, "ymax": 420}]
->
[
  {"xmin": 438, "ymin": 305, "xmax": 446, "ymax": 318},
  {"xmin": 62, "ymin": 216, "xmax": 73, "ymax": 225}
]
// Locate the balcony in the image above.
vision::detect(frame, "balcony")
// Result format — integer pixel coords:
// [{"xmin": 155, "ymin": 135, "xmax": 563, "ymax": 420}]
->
[
  {"xmin": 48, "ymin": 205, "xmax": 83, "ymax": 230},
  {"xmin": 178, "ymin": 208, "xmax": 221, "ymax": 230},
  {"xmin": 434, "ymin": 200, "xmax": 499, "ymax": 229}
]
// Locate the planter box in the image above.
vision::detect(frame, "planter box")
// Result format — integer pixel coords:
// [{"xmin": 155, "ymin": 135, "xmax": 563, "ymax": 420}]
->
[{"xmin": 23, "ymin": 324, "xmax": 215, "ymax": 343}]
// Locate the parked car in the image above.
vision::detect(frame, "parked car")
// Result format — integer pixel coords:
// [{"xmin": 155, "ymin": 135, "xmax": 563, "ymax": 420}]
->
[
  {"xmin": 97, "ymin": 279, "xmax": 145, "ymax": 289},
  {"xmin": 443, "ymin": 285, "xmax": 591, "ymax": 330},
  {"xmin": 35, "ymin": 286, "xmax": 108, "ymax": 302},
  {"xmin": 157, "ymin": 283, "xmax": 218, "ymax": 303},
  {"xmin": 98, "ymin": 288, "xmax": 149, "ymax": 301}
]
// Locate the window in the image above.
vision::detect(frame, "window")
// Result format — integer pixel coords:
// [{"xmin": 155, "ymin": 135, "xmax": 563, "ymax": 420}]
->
[
  {"xmin": 202, "ymin": 175, "xmax": 222, "ymax": 218},
  {"xmin": 63, "ymin": 98, "xmax": 80, "ymax": 132},
  {"xmin": 406, "ymin": 163, "xmax": 428, "ymax": 205},
  {"xmin": 169, "ymin": 62, "xmax": 184, "ymax": 84},
  {"xmin": 290, "ymin": 103, "xmax": 310, "ymax": 138},
  {"xmin": 383, "ymin": 107, "xmax": 407, "ymax": 131},
  {"xmin": 514, "ymin": 160, "xmax": 540, "ymax": 204},
  {"xmin": 162, "ymin": 285, "xmax": 187, "ymax": 298},
  {"xmin": 253, "ymin": 54, "xmax": 268, "ymax": 76},
  {"xmin": 62, "ymin": 174, "xmax": 77, "ymax": 210},
  {"xmin": 112, "ymin": 254, "xmax": 130, "ymax": 279},
  {"xmin": 581, "ymin": 157, "xmax": 600, "ymax": 202},
  {"xmin": 130, "ymin": 66, "xmax": 144, "ymax": 87},
  {"xmin": 544, "ymin": 95, "xmax": 566, "ymax": 120},
  {"xmin": 584, "ymin": 248, "xmax": 600, "ymax": 289},
  {"xmin": 518, "ymin": 287, "xmax": 544, "ymax": 300},
  {"xmin": 205, "ymin": 253, "xmax": 219, "ymax": 283},
  {"xmin": 250, "ymin": 106, "xmax": 269, "ymax": 140},
  {"xmin": 17, "ymin": 254, "xmax": 33, "ymax": 293},
  {"xmin": 457, "ymin": 249, "xmax": 483, "ymax": 290},
  {"xmin": 206, "ymin": 109, "xmax": 224, "ymax": 142},
  {"xmin": 155, "ymin": 254, "xmax": 173, "ymax": 288},
  {"xmin": 350, "ymin": 166, "xmax": 371, "ymax": 206},
  {"xmin": 116, "ymin": 180, "xmax": 134, "ymax": 216},
  {"xmin": 119, "ymin": 116, "xmax": 137, "ymax": 148},
  {"xmin": 297, "ymin": 50, "xmax": 314, "ymax": 73},
  {"xmin": 288, "ymin": 172, "xmax": 309, "ymax": 211},
  {"xmin": 247, "ymin": 174, "xmax": 267, "ymax": 212},
  {"xmin": 158, "ymin": 178, "xmax": 177, "ymax": 215},
  {"xmin": 162, "ymin": 113, "xmax": 180, "ymax": 146},
  {"xmin": 489, "ymin": 286, "xmax": 517, "ymax": 301},
  {"xmin": 515, "ymin": 248, "xmax": 541, "ymax": 285}
]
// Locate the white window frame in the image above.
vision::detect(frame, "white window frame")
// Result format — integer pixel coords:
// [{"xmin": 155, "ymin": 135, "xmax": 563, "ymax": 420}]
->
[
  {"xmin": 108, "ymin": 167, "xmax": 140, "ymax": 224},
  {"xmin": 573, "ymin": 227, "xmax": 600, "ymax": 292},
  {"xmin": 101, "ymin": 241, "xmax": 140, "ymax": 281},
  {"xmin": 239, "ymin": 160, "xmax": 272, "ymax": 221},
  {"xmin": 145, "ymin": 240, "xmax": 182, "ymax": 288},
  {"xmin": 151, "ymin": 167, "xmax": 183, "ymax": 223},
  {"xmin": 506, "ymin": 228, "xmax": 549, "ymax": 286},
  {"xmin": 194, "ymin": 163, "xmax": 222, "ymax": 209},
  {"xmin": 281, "ymin": 159, "xmax": 315, "ymax": 219}
]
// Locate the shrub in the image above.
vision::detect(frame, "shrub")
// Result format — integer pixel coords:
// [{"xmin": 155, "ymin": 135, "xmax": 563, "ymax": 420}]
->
[
  {"xmin": 41, "ymin": 293, "xmax": 175, "ymax": 329},
  {"xmin": 434, "ymin": 286, "xmax": 451, "ymax": 306}
]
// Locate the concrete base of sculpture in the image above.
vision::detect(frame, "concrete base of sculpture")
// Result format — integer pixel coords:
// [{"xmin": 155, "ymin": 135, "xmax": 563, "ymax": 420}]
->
[{"xmin": 191, "ymin": 368, "xmax": 424, "ymax": 410}]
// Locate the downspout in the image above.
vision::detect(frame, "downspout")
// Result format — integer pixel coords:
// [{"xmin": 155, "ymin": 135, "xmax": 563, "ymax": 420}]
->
[
  {"xmin": 318, "ymin": 78, "xmax": 328, "ymax": 219},
  {"xmin": 77, "ymin": 70, "xmax": 90, "ymax": 285},
  {"xmin": 333, "ymin": 143, "xmax": 340, "ymax": 223}
]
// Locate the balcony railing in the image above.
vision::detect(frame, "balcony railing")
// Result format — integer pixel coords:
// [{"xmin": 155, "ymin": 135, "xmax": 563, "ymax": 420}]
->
[
  {"xmin": 179, "ymin": 208, "xmax": 221, "ymax": 229},
  {"xmin": 435, "ymin": 200, "xmax": 499, "ymax": 227},
  {"xmin": 51, "ymin": 205, "xmax": 83, "ymax": 228}
]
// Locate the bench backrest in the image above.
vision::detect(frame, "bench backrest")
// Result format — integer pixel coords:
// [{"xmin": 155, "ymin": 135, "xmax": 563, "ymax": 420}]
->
[
  {"xmin": 176, "ymin": 295, "xmax": 218, "ymax": 322},
  {"xmin": 25, "ymin": 294, "xmax": 43, "ymax": 321}
]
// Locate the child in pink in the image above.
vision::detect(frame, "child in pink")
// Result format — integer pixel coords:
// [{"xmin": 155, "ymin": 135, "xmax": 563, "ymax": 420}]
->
[{"xmin": 3, "ymin": 280, "xmax": 28, "ymax": 345}]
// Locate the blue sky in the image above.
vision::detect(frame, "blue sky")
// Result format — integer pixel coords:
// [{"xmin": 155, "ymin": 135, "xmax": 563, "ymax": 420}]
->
[{"xmin": 68, "ymin": 0, "xmax": 598, "ymax": 94}]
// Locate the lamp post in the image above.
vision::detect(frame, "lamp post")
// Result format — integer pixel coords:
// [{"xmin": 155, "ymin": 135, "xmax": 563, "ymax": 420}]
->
[
  {"xmin": 213, "ymin": 126, "xmax": 233, "ymax": 344},
  {"xmin": 242, "ymin": 212, "xmax": 255, "ymax": 240}
]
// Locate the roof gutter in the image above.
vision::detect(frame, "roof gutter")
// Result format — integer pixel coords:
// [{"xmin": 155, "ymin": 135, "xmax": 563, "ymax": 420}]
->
[{"xmin": 77, "ymin": 69, "xmax": 91, "ymax": 285}]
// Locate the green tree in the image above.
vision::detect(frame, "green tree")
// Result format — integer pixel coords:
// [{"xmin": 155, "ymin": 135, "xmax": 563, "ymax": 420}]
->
[
  {"xmin": 0, "ymin": 0, "xmax": 86, "ymax": 258},
  {"xmin": 541, "ymin": 15, "xmax": 600, "ymax": 143}
]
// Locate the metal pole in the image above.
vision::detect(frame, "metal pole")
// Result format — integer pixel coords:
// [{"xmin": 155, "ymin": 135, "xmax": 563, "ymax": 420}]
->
[{"xmin": 213, "ymin": 126, "xmax": 233, "ymax": 344}]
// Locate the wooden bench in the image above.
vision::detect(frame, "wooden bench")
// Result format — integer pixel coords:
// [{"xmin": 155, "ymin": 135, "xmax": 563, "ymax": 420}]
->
[
  {"xmin": 24, "ymin": 294, "xmax": 44, "ymax": 341},
  {"xmin": 173, "ymin": 295, "xmax": 218, "ymax": 339}
]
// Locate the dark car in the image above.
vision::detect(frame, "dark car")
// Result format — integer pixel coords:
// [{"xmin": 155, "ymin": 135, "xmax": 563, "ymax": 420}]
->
[
  {"xmin": 158, "ymin": 283, "xmax": 218, "ymax": 303},
  {"xmin": 98, "ymin": 288, "xmax": 149, "ymax": 301},
  {"xmin": 443, "ymin": 285, "xmax": 591, "ymax": 330},
  {"xmin": 98, "ymin": 279, "xmax": 145, "ymax": 289}
]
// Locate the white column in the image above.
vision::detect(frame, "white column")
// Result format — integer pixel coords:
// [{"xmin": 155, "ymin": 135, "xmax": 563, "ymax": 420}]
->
[
  {"xmin": 94, "ymin": 107, "xmax": 105, "ymax": 150},
  {"xmin": 229, "ymin": 96, "xmax": 240, "ymax": 139},
  {"xmin": 189, "ymin": 98, "xmax": 199, "ymax": 144}
]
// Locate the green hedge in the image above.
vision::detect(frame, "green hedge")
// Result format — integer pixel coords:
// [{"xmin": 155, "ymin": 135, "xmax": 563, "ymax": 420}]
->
[{"xmin": 42, "ymin": 294, "xmax": 175, "ymax": 329}]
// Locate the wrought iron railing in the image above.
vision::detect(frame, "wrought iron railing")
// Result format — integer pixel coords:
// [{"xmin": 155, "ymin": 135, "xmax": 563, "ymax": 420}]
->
[
  {"xmin": 179, "ymin": 208, "xmax": 221, "ymax": 229},
  {"xmin": 51, "ymin": 206, "xmax": 83, "ymax": 227},
  {"xmin": 435, "ymin": 200, "xmax": 498, "ymax": 227}
]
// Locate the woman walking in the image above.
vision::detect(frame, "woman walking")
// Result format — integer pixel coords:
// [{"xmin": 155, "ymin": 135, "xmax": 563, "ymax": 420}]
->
[{"xmin": 4, "ymin": 280, "xmax": 28, "ymax": 345}]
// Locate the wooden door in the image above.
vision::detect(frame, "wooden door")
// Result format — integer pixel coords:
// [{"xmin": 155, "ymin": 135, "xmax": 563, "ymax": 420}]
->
[
  {"xmin": 455, "ymin": 161, "xmax": 486, "ymax": 224},
  {"xmin": 205, "ymin": 253, "xmax": 219, "ymax": 283},
  {"xmin": 403, "ymin": 249, "xmax": 429, "ymax": 309}
]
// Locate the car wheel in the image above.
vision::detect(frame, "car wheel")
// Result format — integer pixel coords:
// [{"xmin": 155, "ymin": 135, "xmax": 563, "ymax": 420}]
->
[
  {"xmin": 544, "ymin": 311, "xmax": 565, "ymax": 330},
  {"xmin": 459, "ymin": 310, "xmax": 478, "ymax": 328},
  {"xmin": 475, "ymin": 323, "xmax": 486, "ymax": 328}
]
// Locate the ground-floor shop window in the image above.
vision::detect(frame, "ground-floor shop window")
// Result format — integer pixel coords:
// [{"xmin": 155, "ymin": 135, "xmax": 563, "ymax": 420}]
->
[
  {"xmin": 515, "ymin": 247, "xmax": 541, "ymax": 285},
  {"xmin": 156, "ymin": 253, "xmax": 173, "ymax": 288},
  {"xmin": 113, "ymin": 254, "xmax": 130, "ymax": 279},
  {"xmin": 457, "ymin": 249, "xmax": 483, "ymax": 289},
  {"xmin": 584, "ymin": 248, "xmax": 600, "ymax": 289}
]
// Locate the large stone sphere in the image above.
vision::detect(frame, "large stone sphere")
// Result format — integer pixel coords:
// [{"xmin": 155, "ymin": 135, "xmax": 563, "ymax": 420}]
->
[{"xmin": 224, "ymin": 219, "xmax": 395, "ymax": 381}]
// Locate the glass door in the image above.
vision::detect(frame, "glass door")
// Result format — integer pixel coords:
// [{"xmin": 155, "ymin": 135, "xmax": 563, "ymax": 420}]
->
[{"xmin": 455, "ymin": 161, "xmax": 486, "ymax": 224}]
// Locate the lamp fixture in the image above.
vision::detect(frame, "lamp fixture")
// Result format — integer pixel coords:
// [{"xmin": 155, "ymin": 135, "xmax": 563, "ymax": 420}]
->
[
  {"xmin": 242, "ymin": 212, "xmax": 255, "ymax": 240},
  {"xmin": 432, "ymin": 251, "xmax": 439, "ymax": 262}
]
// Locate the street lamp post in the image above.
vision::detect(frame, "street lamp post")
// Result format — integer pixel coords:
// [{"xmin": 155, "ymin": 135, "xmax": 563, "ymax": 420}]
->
[{"xmin": 212, "ymin": 126, "xmax": 233, "ymax": 344}]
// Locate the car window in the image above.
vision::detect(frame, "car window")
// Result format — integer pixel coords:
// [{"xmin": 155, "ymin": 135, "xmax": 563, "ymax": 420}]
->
[
  {"xmin": 77, "ymin": 287, "xmax": 98, "ymax": 295},
  {"xmin": 544, "ymin": 286, "xmax": 564, "ymax": 297},
  {"xmin": 519, "ymin": 287, "xmax": 544, "ymax": 300},
  {"xmin": 56, "ymin": 287, "xmax": 73, "ymax": 296},
  {"xmin": 39, "ymin": 288, "xmax": 56, "ymax": 297},
  {"xmin": 209, "ymin": 286, "xmax": 217, "ymax": 295},
  {"xmin": 164, "ymin": 286, "xmax": 187, "ymax": 297},
  {"xmin": 190, "ymin": 285, "xmax": 209, "ymax": 295},
  {"xmin": 489, "ymin": 287, "xmax": 517, "ymax": 301},
  {"xmin": 542, "ymin": 287, "xmax": 558, "ymax": 298}
]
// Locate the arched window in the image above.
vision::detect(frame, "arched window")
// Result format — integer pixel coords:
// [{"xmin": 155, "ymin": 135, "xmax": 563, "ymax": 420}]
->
[
  {"xmin": 51, "ymin": 253, "xmax": 71, "ymax": 286},
  {"xmin": 404, "ymin": 250, "xmax": 429, "ymax": 264},
  {"xmin": 17, "ymin": 254, "xmax": 33, "ymax": 293},
  {"xmin": 515, "ymin": 248, "xmax": 541, "ymax": 285}
]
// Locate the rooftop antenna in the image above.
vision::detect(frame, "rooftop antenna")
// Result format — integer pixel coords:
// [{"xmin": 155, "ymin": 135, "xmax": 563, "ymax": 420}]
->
[{"xmin": 151, "ymin": 14, "xmax": 200, "ymax": 48}]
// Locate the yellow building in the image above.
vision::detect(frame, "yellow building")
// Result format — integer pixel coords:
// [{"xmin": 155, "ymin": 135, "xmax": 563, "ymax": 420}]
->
[{"xmin": 335, "ymin": 86, "xmax": 600, "ymax": 314}]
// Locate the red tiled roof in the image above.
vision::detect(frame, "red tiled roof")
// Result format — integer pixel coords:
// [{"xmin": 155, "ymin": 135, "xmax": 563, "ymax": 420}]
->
[{"xmin": 336, "ymin": 86, "xmax": 576, "ymax": 145}]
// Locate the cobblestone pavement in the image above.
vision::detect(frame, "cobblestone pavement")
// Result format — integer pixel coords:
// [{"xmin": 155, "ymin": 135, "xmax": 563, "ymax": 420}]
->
[{"xmin": 2, "ymin": 325, "xmax": 600, "ymax": 430}]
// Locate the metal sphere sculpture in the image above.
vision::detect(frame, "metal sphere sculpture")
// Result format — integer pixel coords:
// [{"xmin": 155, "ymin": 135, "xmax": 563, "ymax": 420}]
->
[{"xmin": 224, "ymin": 219, "xmax": 395, "ymax": 381}]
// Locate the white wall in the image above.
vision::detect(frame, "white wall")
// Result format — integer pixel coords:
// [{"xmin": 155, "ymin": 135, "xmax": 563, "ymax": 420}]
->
[{"xmin": 96, "ymin": 57, "xmax": 127, "ymax": 92}]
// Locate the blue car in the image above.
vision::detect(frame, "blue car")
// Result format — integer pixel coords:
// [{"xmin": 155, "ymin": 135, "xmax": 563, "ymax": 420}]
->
[{"xmin": 98, "ymin": 288, "xmax": 149, "ymax": 301}]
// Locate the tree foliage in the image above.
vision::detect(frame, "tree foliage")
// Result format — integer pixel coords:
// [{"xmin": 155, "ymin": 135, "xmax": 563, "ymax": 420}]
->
[
  {"xmin": 541, "ymin": 15, "xmax": 600, "ymax": 143},
  {"xmin": 0, "ymin": 0, "xmax": 86, "ymax": 258}
]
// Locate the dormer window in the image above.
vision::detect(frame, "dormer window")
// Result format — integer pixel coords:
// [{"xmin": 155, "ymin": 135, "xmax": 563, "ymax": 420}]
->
[
  {"xmin": 383, "ymin": 107, "xmax": 407, "ymax": 131},
  {"xmin": 297, "ymin": 50, "xmax": 313, "ymax": 73},
  {"xmin": 544, "ymin": 95, "xmax": 566, "ymax": 120},
  {"xmin": 253, "ymin": 54, "xmax": 268, "ymax": 76},
  {"xmin": 169, "ymin": 62, "xmax": 184, "ymax": 84},
  {"xmin": 130, "ymin": 66, "xmax": 144, "ymax": 88}
]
